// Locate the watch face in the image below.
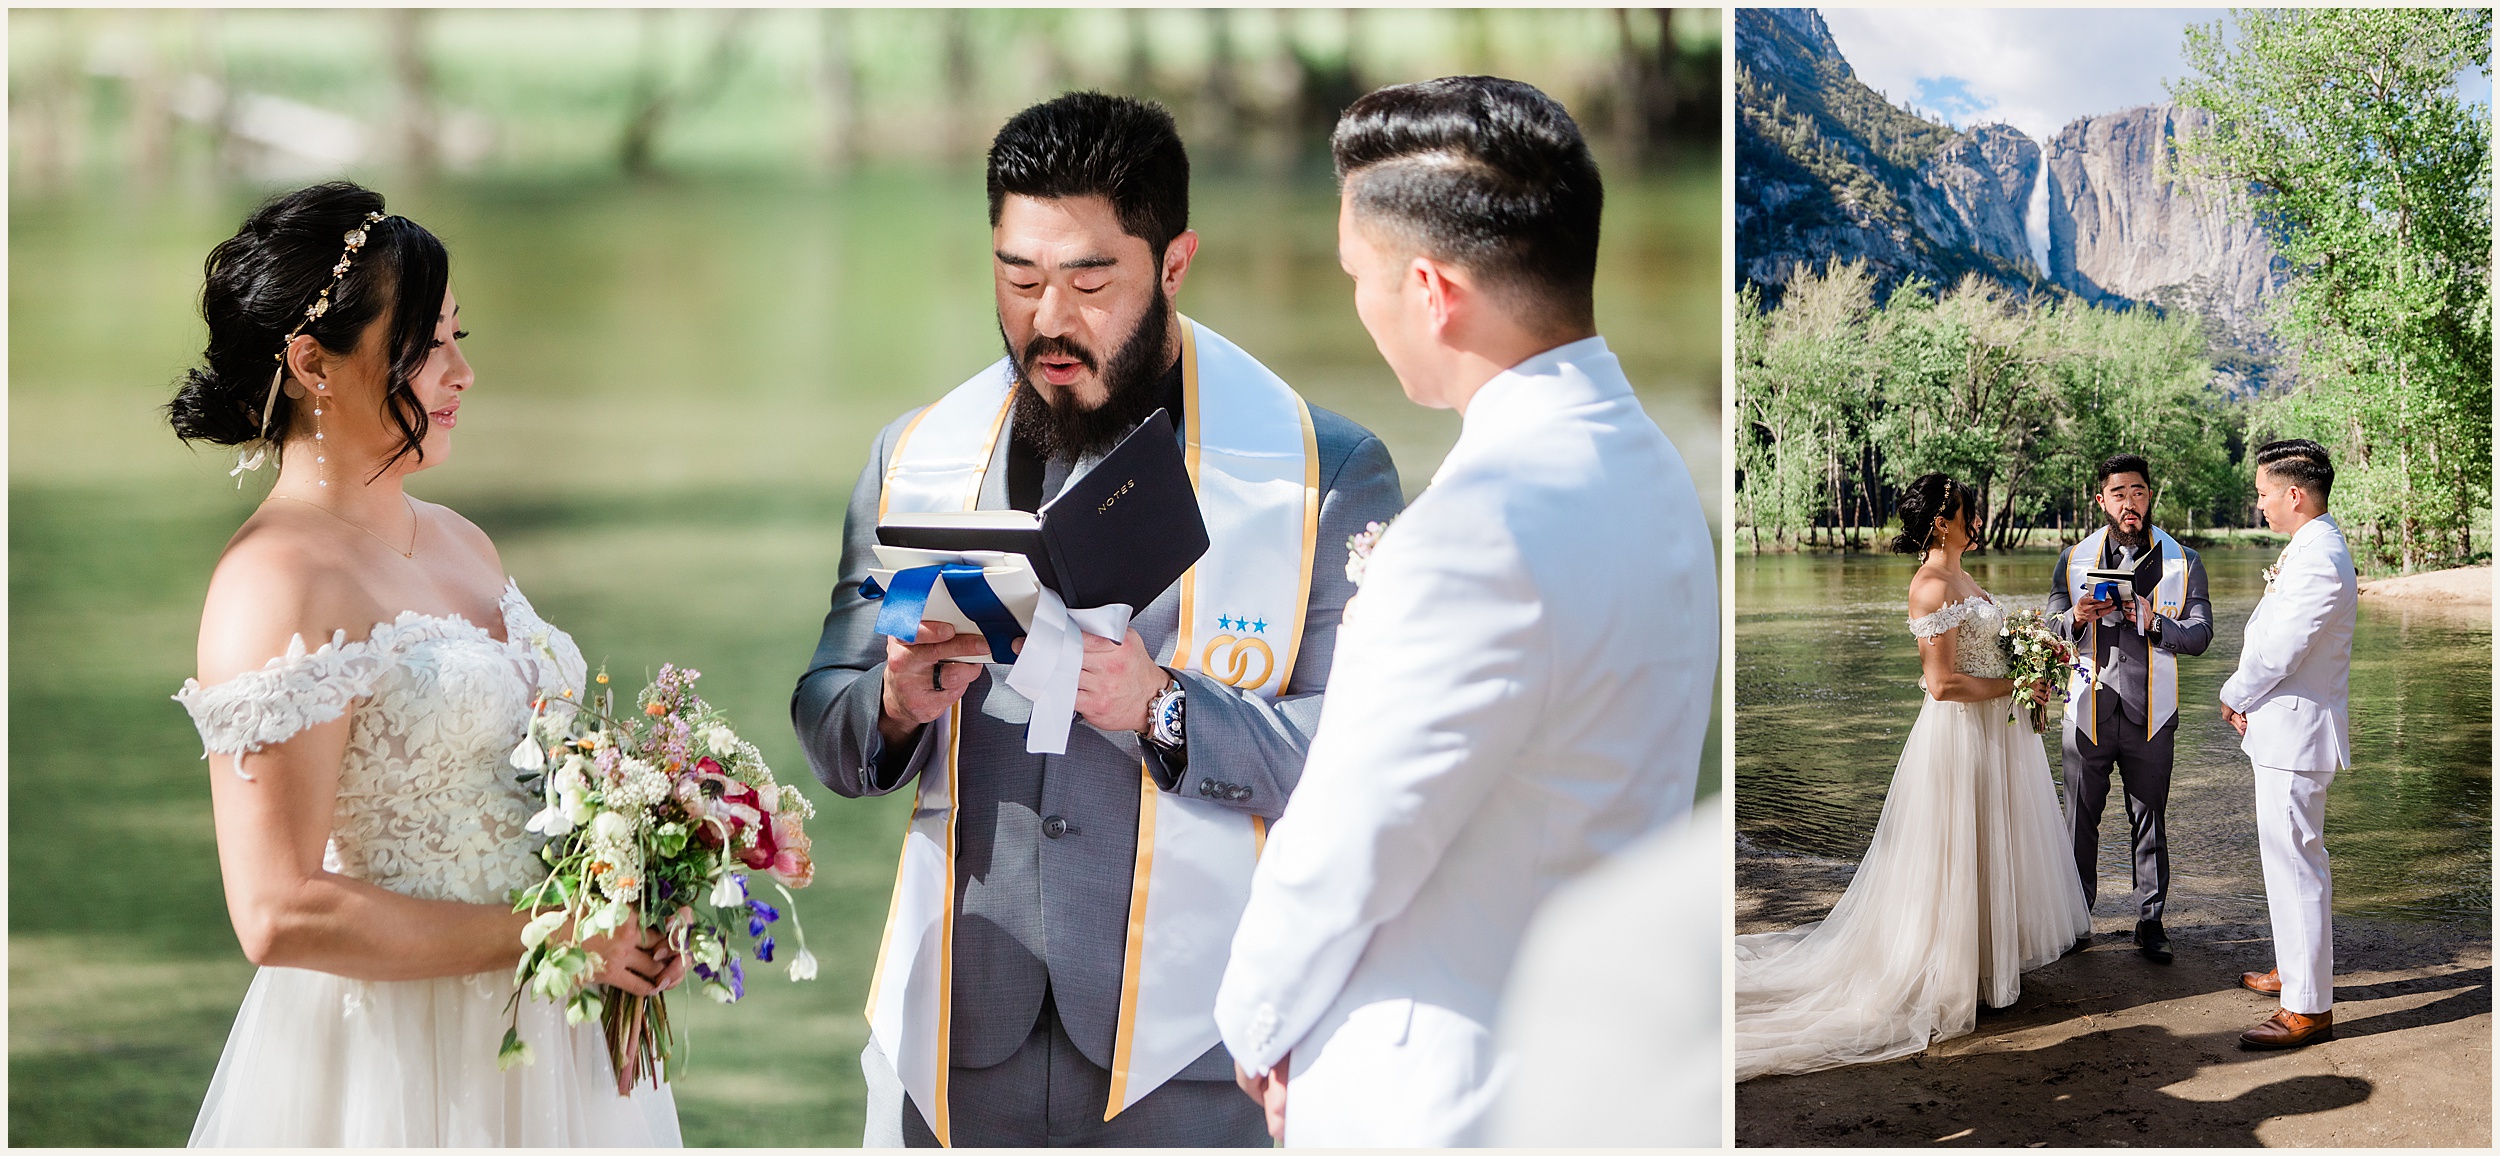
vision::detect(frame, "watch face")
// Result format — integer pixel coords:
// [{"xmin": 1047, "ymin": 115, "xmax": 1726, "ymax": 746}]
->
[{"xmin": 1150, "ymin": 687, "xmax": 1185, "ymax": 747}]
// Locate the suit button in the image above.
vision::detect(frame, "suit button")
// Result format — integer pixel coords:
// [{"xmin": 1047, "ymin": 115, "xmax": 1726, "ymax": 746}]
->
[{"xmin": 1043, "ymin": 815, "xmax": 1069, "ymax": 839}]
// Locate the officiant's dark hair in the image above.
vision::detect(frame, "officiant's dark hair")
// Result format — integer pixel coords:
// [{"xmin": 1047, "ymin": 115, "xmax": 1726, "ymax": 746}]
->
[
  {"xmin": 2254, "ymin": 438, "xmax": 2334, "ymax": 502},
  {"xmin": 987, "ymin": 93, "xmax": 1190, "ymax": 258},
  {"xmin": 2095, "ymin": 453, "xmax": 2152, "ymax": 491},
  {"xmin": 168, "ymin": 181, "xmax": 449, "ymax": 474},
  {"xmin": 1892, "ymin": 473, "xmax": 1974, "ymax": 556},
  {"xmin": 1331, "ymin": 76, "xmax": 1602, "ymax": 332}
]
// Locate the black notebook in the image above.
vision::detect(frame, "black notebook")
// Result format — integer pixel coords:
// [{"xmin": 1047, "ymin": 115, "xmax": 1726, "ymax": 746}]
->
[{"xmin": 876, "ymin": 409, "xmax": 1211, "ymax": 611}]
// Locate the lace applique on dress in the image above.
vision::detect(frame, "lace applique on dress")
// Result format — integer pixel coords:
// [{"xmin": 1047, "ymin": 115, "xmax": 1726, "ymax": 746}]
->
[
  {"xmin": 174, "ymin": 632, "xmax": 394, "ymax": 759},
  {"xmin": 171, "ymin": 580, "xmax": 571, "ymax": 905},
  {"xmin": 1907, "ymin": 596, "xmax": 1982, "ymax": 639},
  {"xmin": 1907, "ymin": 593, "xmax": 2011, "ymax": 679}
]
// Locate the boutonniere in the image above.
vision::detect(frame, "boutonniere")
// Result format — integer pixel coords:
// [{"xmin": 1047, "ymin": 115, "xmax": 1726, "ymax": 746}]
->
[
  {"xmin": 1345, "ymin": 519, "xmax": 1395, "ymax": 587},
  {"xmin": 2262, "ymin": 546, "xmax": 2289, "ymax": 591}
]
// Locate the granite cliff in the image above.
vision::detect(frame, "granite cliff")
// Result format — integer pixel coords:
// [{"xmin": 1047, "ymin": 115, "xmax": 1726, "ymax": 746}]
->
[
  {"xmin": 1735, "ymin": 7, "xmax": 2036, "ymax": 295},
  {"xmin": 1737, "ymin": 8, "xmax": 2288, "ymax": 383},
  {"xmin": 2047, "ymin": 103, "xmax": 2287, "ymax": 361}
]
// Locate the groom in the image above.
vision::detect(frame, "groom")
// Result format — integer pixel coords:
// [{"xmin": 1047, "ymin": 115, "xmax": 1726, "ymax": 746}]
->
[
  {"xmin": 2220, "ymin": 438, "xmax": 2356, "ymax": 1049},
  {"xmin": 793, "ymin": 93, "xmax": 1403, "ymax": 1145},
  {"xmin": 2046, "ymin": 453, "xmax": 2212, "ymax": 963},
  {"xmin": 1214, "ymin": 77, "xmax": 1717, "ymax": 1145}
]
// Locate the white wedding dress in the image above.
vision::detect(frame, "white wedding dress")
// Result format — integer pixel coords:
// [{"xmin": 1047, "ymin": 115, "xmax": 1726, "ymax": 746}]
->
[
  {"xmin": 173, "ymin": 581, "xmax": 680, "ymax": 1147},
  {"xmin": 1734, "ymin": 591, "xmax": 2090, "ymax": 1081}
]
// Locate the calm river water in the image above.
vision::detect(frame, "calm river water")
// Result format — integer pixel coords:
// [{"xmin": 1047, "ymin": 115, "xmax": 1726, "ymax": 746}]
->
[{"xmin": 1737, "ymin": 547, "xmax": 2491, "ymax": 926}]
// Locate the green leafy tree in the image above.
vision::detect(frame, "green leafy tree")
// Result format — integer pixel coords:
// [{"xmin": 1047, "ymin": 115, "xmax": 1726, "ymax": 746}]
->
[
  {"xmin": 1740, "ymin": 264, "xmax": 2240, "ymax": 552},
  {"xmin": 2171, "ymin": 7, "xmax": 2493, "ymax": 572}
]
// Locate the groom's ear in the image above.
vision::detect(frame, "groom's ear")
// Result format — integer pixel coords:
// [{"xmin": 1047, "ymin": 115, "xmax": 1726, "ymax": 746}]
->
[{"xmin": 1409, "ymin": 255, "xmax": 1471, "ymax": 337}]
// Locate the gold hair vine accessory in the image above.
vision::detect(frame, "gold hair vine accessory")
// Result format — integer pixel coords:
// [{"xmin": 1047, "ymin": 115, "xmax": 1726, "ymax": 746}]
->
[{"xmin": 231, "ymin": 211, "xmax": 389, "ymax": 485}]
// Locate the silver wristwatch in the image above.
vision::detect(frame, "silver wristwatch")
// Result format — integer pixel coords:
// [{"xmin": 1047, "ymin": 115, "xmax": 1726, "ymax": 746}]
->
[{"xmin": 1143, "ymin": 676, "xmax": 1186, "ymax": 750}]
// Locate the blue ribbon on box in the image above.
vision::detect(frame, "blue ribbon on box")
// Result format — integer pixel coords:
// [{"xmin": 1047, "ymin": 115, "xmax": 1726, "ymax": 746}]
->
[{"xmin": 861, "ymin": 563, "xmax": 1025, "ymax": 665}]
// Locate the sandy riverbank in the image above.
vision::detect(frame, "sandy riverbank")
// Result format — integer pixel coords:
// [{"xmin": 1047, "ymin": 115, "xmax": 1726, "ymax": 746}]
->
[
  {"xmin": 1736, "ymin": 847, "xmax": 2492, "ymax": 1147},
  {"xmin": 2358, "ymin": 565, "xmax": 2491, "ymax": 607}
]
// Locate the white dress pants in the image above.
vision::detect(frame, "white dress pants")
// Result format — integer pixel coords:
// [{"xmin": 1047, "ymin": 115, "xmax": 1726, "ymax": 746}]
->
[{"xmin": 2253, "ymin": 763, "xmax": 2335, "ymax": 1015}]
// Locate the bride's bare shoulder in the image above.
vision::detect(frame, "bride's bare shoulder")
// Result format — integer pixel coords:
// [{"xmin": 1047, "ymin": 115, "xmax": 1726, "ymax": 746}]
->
[
  {"xmin": 1905, "ymin": 567, "xmax": 1954, "ymax": 618},
  {"xmin": 194, "ymin": 507, "xmax": 383, "ymax": 685}
]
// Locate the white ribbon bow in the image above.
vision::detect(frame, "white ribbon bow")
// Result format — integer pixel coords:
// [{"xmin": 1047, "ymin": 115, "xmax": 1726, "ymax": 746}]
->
[{"xmin": 1004, "ymin": 586, "xmax": 1135, "ymax": 755}]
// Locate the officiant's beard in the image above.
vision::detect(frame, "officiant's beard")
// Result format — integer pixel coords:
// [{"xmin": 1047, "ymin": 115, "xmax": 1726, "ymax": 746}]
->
[
  {"xmin": 1004, "ymin": 288, "xmax": 1175, "ymax": 462},
  {"xmin": 2105, "ymin": 509, "xmax": 2151, "ymax": 553}
]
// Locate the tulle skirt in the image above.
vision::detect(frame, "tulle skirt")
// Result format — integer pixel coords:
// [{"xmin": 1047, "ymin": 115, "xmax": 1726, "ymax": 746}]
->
[
  {"xmin": 1734, "ymin": 694, "xmax": 2091, "ymax": 1081},
  {"xmin": 188, "ymin": 965, "xmax": 680, "ymax": 1147}
]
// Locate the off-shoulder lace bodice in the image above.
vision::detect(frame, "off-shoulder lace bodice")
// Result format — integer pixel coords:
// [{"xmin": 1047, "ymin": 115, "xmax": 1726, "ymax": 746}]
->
[
  {"xmin": 1908, "ymin": 592, "xmax": 2010, "ymax": 680},
  {"xmin": 173, "ymin": 581, "xmax": 587, "ymax": 905}
]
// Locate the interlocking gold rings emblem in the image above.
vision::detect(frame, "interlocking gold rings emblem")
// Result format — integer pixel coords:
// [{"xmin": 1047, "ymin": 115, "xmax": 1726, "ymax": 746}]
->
[{"xmin": 1199, "ymin": 634, "xmax": 1275, "ymax": 690}]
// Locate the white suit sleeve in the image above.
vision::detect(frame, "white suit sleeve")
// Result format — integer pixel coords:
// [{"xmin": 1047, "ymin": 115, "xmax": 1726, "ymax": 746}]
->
[
  {"xmin": 2220, "ymin": 543, "xmax": 2339, "ymax": 713},
  {"xmin": 1213, "ymin": 499, "xmax": 1548, "ymax": 1074}
]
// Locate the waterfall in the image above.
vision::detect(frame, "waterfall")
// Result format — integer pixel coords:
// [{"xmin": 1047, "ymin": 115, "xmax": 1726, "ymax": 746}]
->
[{"xmin": 2023, "ymin": 137, "xmax": 2052, "ymax": 278}]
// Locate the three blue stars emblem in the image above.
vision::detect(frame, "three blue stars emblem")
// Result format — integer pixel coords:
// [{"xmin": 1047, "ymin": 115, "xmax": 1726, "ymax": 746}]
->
[{"xmin": 1215, "ymin": 614, "xmax": 1270, "ymax": 633}]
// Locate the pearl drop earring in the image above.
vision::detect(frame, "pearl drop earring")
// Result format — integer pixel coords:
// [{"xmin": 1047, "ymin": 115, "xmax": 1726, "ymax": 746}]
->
[{"xmin": 312, "ymin": 389, "xmax": 329, "ymax": 488}]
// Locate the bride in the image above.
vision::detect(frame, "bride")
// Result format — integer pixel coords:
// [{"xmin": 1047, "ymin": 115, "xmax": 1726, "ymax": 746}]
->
[
  {"xmin": 1735, "ymin": 472, "xmax": 2091, "ymax": 1081},
  {"xmin": 169, "ymin": 182, "xmax": 685, "ymax": 1145}
]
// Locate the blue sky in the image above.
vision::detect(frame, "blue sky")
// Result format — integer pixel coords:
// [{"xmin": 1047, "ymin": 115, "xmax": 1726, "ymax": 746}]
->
[{"xmin": 1821, "ymin": 8, "xmax": 2493, "ymax": 145}]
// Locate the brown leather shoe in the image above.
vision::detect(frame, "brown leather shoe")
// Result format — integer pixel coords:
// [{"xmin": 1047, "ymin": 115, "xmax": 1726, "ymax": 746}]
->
[
  {"xmin": 2241, "ymin": 968, "xmax": 2284, "ymax": 995},
  {"xmin": 2240, "ymin": 1007, "xmax": 2333, "ymax": 1049}
]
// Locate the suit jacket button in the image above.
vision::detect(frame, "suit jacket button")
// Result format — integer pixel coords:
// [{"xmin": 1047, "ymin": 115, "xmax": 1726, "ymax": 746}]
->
[{"xmin": 1043, "ymin": 815, "xmax": 1069, "ymax": 839}]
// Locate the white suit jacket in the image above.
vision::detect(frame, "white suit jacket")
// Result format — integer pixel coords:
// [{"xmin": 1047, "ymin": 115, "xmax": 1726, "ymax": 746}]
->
[
  {"xmin": 1213, "ymin": 337, "xmax": 1717, "ymax": 1142},
  {"xmin": 2219, "ymin": 514, "xmax": 2357, "ymax": 772}
]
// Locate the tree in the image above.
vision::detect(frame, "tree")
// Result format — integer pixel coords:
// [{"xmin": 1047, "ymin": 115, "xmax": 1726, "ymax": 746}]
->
[
  {"xmin": 2170, "ymin": 8, "xmax": 2493, "ymax": 572},
  {"xmin": 1738, "ymin": 262, "xmax": 2239, "ymax": 552}
]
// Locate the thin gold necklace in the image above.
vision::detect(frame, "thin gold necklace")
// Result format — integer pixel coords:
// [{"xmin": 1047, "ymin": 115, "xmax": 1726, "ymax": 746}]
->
[{"xmin": 272, "ymin": 492, "xmax": 421, "ymax": 559}]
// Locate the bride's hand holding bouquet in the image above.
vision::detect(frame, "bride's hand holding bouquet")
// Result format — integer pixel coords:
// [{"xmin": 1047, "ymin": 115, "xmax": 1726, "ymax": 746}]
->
[
  {"xmin": 501, "ymin": 660, "xmax": 819, "ymax": 1093},
  {"xmin": 2000, "ymin": 608, "xmax": 2082, "ymax": 734}
]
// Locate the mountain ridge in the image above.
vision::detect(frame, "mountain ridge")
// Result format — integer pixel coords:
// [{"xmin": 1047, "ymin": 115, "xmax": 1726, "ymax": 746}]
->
[{"xmin": 1735, "ymin": 7, "xmax": 2288, "ymax": 387}]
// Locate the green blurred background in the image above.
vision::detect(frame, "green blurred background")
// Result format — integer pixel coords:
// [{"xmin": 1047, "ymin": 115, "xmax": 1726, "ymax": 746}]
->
[{"xmin": 9, "ymin": 8, "xmax": 1722, "ymax": 1146}]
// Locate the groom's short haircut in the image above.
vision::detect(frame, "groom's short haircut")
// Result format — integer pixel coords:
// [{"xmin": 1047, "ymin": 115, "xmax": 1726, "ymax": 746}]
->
[
  {"xmin": 2255, "ymin": 438, "xmax": 2334, "ymax": 503},
  {"xmin": 2096, "ymin": 452, "xmax": 2152, "ymax": 491},
  {"xmin": 987, "ymin": 92, "xmax": 1190, "ymax": 257},
  {"xmin": 1331, "ymin": 76, "xmax": 1603, "ymax": 333}
]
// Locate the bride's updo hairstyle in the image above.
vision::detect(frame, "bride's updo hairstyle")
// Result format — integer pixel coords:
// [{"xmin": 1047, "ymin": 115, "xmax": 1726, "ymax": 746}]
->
[
  {"xmin": 168, "ymin": 181, "xmax": 450, "ymax": 473},
  {"xmin": 1891, "ymin": 472, "xmax": 1973, "ymax": 556}
]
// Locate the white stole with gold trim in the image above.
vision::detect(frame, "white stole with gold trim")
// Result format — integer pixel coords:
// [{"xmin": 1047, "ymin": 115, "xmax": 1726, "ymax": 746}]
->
[
  {"xmin": 863, "ymin": 317, "xmax": 1317, "ymax": 1142},
  {"xmin": 2065, "ymin": 525, "xmax": 2189, "ymax": 744}
]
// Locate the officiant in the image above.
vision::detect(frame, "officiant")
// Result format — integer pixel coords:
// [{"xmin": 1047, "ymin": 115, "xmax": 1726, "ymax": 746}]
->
[
  {"xmin": 2046, "ymin": 453, "xmax": 2212, "ymax": 964},
  {"xmin": 791, "ymin": 92, "xmax": 1401, "ymax": 1147}
]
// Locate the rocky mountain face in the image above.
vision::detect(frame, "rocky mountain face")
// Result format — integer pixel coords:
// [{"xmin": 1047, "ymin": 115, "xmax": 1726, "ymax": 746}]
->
[
  {"xmin": 1735, "ymin": 7, "xmax": 2036, "ymax": 298},
  {"xmin": 1738, "ymin": 8, "xmax": 2288, "ymax": 381},
  {"xmin": 2047, "ymin": 103, "xmax": 2287, "ymax": 358}
]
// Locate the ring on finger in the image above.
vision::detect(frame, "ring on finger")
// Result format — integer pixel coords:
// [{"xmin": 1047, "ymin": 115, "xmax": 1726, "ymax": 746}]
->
[{"xmin": 931, "ymin": 662, "xmax": 946, "ymax": 692}]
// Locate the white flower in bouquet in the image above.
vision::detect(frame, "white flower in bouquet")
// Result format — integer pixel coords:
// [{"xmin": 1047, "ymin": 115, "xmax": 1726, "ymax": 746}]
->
[{"xmin": 520, "ymin": 909, "xmax": 568, "ymax": 949}]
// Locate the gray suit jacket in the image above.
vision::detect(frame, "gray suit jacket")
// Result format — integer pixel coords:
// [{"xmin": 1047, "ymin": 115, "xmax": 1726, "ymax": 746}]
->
[
  {"xmin": 2047, "ymin": 533, "xmax": 2214, "ymax": 728},
  {"xmin": 794, "ymin": 398, "xmax": 1402, "ymax": 1077}
]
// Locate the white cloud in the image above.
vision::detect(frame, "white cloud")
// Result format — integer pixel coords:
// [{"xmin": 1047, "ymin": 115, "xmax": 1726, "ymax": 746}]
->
[{"xmin": 1820, "ymin": 9, "xmax": 2229, "ymax": 143}]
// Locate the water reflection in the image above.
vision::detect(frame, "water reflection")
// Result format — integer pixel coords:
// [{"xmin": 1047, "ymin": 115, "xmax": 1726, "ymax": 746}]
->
[{"xmin": 1737, "ymin": 548, "xmax": 2491, "ymax": 926}]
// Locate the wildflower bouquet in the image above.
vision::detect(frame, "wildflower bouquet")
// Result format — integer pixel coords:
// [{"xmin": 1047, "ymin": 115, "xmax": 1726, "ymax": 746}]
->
[
  {"xmin": 1999, "ymin": 608, "xmax": 2082, "ymax": 734},
  {"xmin": 500, "ymin": 662, "xmax": 819, "ymax": 1094}
]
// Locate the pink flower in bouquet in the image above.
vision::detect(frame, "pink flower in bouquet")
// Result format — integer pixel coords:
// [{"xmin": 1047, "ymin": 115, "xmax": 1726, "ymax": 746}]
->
[{"xmin": 765, "ymin": 814, "xmax": 814, "ymax": 886}]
